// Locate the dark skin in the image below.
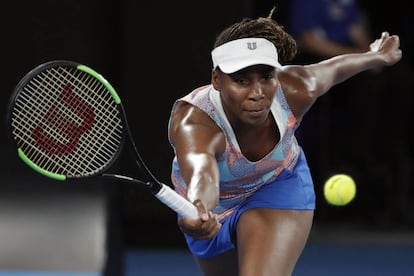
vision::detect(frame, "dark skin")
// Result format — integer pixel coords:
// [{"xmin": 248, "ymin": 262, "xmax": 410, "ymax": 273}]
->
[{"xmin": 169, "ymin": 32, "xmax": 401, "ymax": 275}]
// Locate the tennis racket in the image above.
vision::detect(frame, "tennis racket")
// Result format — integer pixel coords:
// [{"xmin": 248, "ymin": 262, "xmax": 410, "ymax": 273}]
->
[{"xmin": 7, "ymin": 60, "xmax": 198, "ymax": 219}]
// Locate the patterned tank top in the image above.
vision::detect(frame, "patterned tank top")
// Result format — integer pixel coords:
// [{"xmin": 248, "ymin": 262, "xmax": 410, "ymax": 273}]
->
[{"xmin": 168, "ymin": 84, "xmax": 300, "ymax": 221}]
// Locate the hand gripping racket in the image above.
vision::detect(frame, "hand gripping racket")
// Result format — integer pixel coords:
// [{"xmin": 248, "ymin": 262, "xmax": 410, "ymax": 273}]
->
[{"xmin": 7, "ymin": 60, "xmax": 198, "ymax": 219}]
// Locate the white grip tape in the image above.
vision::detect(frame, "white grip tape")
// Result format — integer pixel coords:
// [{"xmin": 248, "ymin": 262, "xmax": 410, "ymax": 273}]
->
[{"xmin": 155, "ymin": 184, "xmax": 198, "ymax": 219}]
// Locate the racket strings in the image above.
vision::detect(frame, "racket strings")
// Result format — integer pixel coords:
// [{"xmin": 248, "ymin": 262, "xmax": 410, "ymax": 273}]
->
[
  {"xmin": 70, "ymin": 70, "xmax": 123, "ymax": 173},
  {"xmin": 13, "ymin": 68, "xmax": 88, "ymax": 175},
  {"xmin": 48, "ymin": 67, "xmax": 123, "ymax": 175},
  {"xmin": 13, "ymin": 71, "xmax": 74, "ymax": 173},
  {"xmin": 16, "ymin": 67, "xmax": 121, "ymax": 176},
  {"xmin": 11, "ymin": 65, "xmax": 123, "ymax": 177}
]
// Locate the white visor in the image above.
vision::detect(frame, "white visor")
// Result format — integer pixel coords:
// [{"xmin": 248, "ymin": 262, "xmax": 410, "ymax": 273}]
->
[{"xmin": 211, "ymin": 38, "xmax": 281, "ymax": 74}]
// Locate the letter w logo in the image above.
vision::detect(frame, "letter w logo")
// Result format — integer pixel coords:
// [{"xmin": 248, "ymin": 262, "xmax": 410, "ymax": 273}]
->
[
  {"xmin": 32, "ymin": 84, "xmax": 95, "ymax": 156},
  {"xmin": 247, "ymin": 42, "xmax": 257, "ymax": 50}
]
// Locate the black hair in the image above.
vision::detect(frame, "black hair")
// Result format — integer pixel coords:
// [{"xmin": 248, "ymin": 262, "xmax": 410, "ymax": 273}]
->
[{"xmin": 213, "ymin": 7, "xmax": 297, "ymax": 64}]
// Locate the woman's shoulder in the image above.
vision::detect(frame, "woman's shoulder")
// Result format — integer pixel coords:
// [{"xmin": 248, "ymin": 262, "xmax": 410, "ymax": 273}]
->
[
  {"xmin": 277, "ymin": 65, "xmax": 318, "ymax": 121},
  {"xmin": 277, "ymin": 65, "xmax": 312, "ymax": 83},
  {"xmin": 278, "ymin": 65, "xmax": 313, "ymax": 95}
]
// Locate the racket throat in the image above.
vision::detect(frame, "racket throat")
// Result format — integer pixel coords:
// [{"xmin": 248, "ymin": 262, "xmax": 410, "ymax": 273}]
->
[{"xmin": 101, "ymin": 174, "xmax": 162, "ymax": 193}]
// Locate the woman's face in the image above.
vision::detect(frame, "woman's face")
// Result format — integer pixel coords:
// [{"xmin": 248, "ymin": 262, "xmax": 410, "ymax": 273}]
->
[{"xmin": 212, "ymin": 65, "xmax": 279, "ymax": 127}]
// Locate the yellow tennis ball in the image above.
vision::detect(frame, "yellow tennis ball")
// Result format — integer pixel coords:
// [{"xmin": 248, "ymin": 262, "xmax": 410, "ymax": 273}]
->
[{"xmin": 324, "ymin": 174, "xmax": 356, "ymax": 206}]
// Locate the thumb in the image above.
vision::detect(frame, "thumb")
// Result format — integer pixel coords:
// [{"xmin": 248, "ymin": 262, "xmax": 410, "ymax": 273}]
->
[{"xmin": 193, "ymin": 199, "xmax": 210, "ymax": 221}]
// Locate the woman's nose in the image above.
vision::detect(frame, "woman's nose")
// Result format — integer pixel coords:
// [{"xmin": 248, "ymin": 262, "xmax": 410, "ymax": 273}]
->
[{"xmin": 249, "ymin": 83, "xmax": 265, "ymax": 100}]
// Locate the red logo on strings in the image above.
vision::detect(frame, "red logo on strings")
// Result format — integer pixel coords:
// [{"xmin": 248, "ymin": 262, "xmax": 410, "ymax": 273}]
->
[{"xmin": 32, "ymin": 84, "xmax": 95, "ymax": 155}]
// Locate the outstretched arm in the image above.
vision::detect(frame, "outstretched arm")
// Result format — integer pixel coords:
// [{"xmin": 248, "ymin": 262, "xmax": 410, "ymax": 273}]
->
[
  {"xmin": 280, "ymin": 32, "xmax": 402, "ymax": 120},
  {"xmin": 307, "ymin": 31, "xmax": 401, "ymax": 97},
  {"xmin": 169, "ymin": 103, "xmax": 225, "ymax": 239}
]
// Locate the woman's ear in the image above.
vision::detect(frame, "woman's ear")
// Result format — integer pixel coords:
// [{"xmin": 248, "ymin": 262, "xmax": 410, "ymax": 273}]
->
[{"xmin": 211, "ymin": 69, "xmax": 221, "ymax": 91}]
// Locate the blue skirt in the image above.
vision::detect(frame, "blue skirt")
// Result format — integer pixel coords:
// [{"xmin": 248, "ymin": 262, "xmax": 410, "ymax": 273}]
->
[{"xmin": 183, "ymin": 149, "xmax": 316, "ymax": 258}]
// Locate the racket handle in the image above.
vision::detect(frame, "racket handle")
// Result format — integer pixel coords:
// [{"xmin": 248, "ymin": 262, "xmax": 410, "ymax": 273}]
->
[{"xmin": 155, "ymin": 184, "xmax": 198, "ymax": 219}]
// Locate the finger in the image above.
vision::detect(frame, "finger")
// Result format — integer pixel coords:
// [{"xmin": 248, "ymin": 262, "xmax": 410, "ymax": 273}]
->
[
  {"xmin": 184, "ymin": 215, "xmax": 221, "ymax": 239},
  {"xmin": 200, "ymin": 218, "xmax": 219, "ymax": 233},
  {"xmin": 193, "ymin": 199, "xmax": 210, "ymax": 221},
  {"xmin": 197, "ymin": 222, "xmax": 222, "ymax": 240},
  {"xmin": 198, "ymin": 215, "xmax": 221, "ymax": 234},
  {"xmin": 177, "ymin": 217, "xmax": 203, "ymax": 233}
]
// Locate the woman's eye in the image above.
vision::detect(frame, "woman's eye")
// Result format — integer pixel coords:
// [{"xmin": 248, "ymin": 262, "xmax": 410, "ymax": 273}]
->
[{"xmin": 236, "ymin": 78, "xmax": 248, "ymax": 85}]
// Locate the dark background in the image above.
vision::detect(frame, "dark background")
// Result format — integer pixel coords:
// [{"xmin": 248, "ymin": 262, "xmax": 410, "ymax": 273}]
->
[{"xmin": 0, "ymin": 0, "xmax": 413, "ymax": 274}]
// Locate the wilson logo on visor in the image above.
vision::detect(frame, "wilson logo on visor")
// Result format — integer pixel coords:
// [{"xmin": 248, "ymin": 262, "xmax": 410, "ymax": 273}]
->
[{"xmin": 247, "ymin": 42, "xmax": 257, "ymax": 50}]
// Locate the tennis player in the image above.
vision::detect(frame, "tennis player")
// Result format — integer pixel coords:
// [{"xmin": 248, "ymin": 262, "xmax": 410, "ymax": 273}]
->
[{"xmin": 167, "ymin": 8, "xmax": 402, "ymax": 275}]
